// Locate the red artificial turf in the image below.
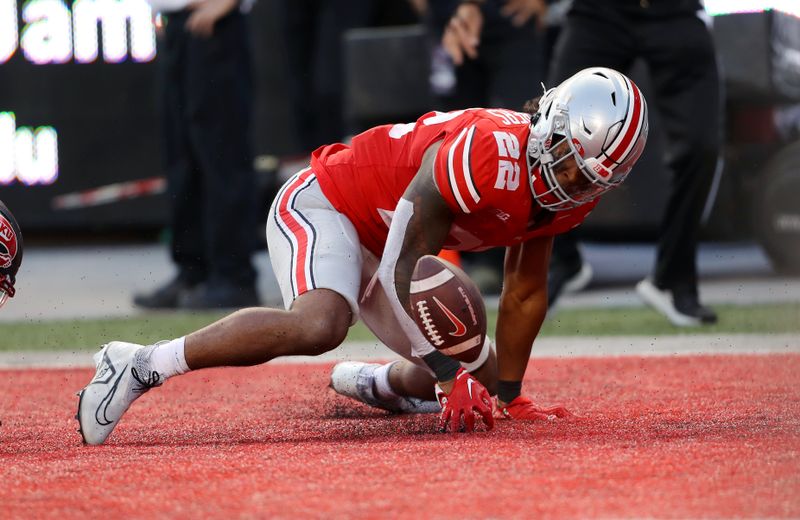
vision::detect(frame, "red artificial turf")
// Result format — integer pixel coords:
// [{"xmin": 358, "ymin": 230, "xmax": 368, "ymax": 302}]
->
[{"xmin": 1, "ymin": 354, "xmax": 798, "ymax": 518}]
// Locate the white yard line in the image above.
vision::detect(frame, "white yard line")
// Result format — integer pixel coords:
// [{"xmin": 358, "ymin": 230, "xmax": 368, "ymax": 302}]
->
[{"xmin": 1, "ymin": 334, "xmax": 798, "ymax": 369}]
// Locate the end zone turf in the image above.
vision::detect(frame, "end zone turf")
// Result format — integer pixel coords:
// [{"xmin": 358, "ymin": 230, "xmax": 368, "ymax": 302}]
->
[{"xmin": 1, "ymin": 355, "xmax": 798, "ymax": 518}]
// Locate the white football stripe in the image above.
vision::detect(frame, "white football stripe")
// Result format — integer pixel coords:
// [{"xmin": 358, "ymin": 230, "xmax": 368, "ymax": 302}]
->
[
  {"xmin": 606, "ymin": 75, "xmax": 644, "ymax": 165},
  {"xmin": 409, "ymin": 269, "xmax": 455, "ymax": 294},
  {"xmin": 460, "ymin": 338, "xmax": 491, "ymax": 372},
  {"xmin": 447, "ymin": 128, "xmax": 471, "ymax": 213},
  {"xmin": 461, "ymin": 125, "xmax": 481, "ymax": 204},
  {"xmin": 613, "ymin": 78, "xmax": 646, "ymax": 164},
  {"xmin": 607, "ymin": 75, "xmax": 637, "ymax": 156},
  {"xmin": 439, "ymin": 334, "xmax": 483, "ymax": 356}
]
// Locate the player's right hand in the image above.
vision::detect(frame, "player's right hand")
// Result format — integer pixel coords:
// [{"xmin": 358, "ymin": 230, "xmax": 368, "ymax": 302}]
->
[{"xmin": 435, "ymin": 368, "xmax": 495, "ymax": 433}]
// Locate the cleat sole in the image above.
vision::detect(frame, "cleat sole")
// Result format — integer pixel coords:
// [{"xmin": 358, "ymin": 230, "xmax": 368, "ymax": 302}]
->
[{"xmin": 75, "ymin": 388, "xmax": 87, "ymax": 445}]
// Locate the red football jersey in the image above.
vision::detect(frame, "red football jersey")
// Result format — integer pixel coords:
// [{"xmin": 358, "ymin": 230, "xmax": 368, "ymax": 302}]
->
[{"xmin": 312, "ymin": 108, "xmax": 597, "ymax": 257}]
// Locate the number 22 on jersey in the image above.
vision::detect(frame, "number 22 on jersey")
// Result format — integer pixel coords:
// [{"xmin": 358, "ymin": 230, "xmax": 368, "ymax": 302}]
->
[{"xmin": 493, "ymin": 131, "xmax": 521, "ymax": 191}]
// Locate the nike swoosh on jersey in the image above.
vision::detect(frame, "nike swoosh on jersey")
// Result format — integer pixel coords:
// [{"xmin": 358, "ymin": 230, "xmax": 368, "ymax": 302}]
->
[
  {"xmin": 433, "ymin": 296, "xmax": 467, "ymax": 337},
  {"xmin": 467, "ymin": 378, "xmax": 475, "ymax": 400}
]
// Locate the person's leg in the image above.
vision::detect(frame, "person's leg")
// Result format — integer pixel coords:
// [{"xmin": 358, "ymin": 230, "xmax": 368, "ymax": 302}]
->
[
  {"xmin": 313, "ymin": 0, "xmax": 377, "ymax": 143},
  {"xmin": 331, "ymin": 343, "xmax": 496, "ymax": 413},
  {"xmin": 79, "ymin": 289, "xmax": 353, "ymax": 445},
  {"xmin": 636, "ymin": 14, "xmax": 720, "ymax": 325},
  {"xmin": 483, "ymin": 17, "xmax": 543, "ymax": 111},
  {"xmin": 642, "ymin": 15, "xmax": 721, "ymax": 292},
  {"xmin": 546, "ymin": 10, "xmax": 636, "ymax": 87},
  {"xmin": 384, "ymin": 346, "xmax": 497, "ymax": 401},
  {"xmin": 182, "ymin": 11, "xmax": 259, "ymax": 307},
  {"xmin": 276, "ymin": 0, "xmax": 320, "ymax": 153},
  {"xmin": 185, "ymin": 170, "xmax": 366, "ymax": 368},
  {"xmin": 78, "ymin": 170, "xmax": 365, "ymax": 444},
  {"xmin": 184, "ymin": 289, "xmax": 351, "ymax": 368},
  {"xmin": 547, "ymin": 233, "xmax": 592, "ymax": 307},
  {"xmin": 134, "ymin": 12, "xmax": 205, "ymax": 308},
  {"xmin": 331, "ymin": 250, "xmax": 497, "ymax": 410}
]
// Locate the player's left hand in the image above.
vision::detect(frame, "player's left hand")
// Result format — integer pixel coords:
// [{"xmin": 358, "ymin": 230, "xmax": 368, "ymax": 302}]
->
[
  {"xmin": 496, "ymin": 396, "xmax": 573, "ymax": 420},
  {"xmin": 185, "ymin": 0, "xmax": 238, "ymax": 38},
  {"xmin": 435, "ymin": 368, "xmax": 495, "ymax": 433}
]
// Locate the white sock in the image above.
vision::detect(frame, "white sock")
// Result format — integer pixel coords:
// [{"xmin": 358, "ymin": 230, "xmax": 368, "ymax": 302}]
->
[
  {"xmin": 149, "ymin": 337, "xmax": 190, "ymax": 380},
  {"xmin": 373, "ymin": 362, "xmax": 400, "ymax": 401}
]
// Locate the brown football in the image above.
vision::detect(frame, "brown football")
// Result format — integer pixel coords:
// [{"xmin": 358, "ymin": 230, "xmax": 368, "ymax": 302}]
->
[{"xmin": 408, "ymin": 255, "xmax": 487, "ymax": 363}]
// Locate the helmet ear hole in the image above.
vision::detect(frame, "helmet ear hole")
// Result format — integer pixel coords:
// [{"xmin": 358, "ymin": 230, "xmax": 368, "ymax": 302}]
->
[{"xmin": 602, "ymin": 120, "xmax": 624, "ymax": 150}]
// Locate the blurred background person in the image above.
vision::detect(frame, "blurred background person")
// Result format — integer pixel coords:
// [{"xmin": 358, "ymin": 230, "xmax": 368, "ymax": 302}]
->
[
  {"xmin": 433, "ymin": 0, "xmax": 552, "ymax": 294},
  {"xmin": 542, "ymin": 0, "xmax": 722, "ymax": 326},
  {"xmin": 276, "ymin": 0, "xmax": 421, "ymax": 157},
  {"xmin": 277, "ymin": 0, "xmax": 376, "ymax": 155},
  {"xmin": 433, "ymin": 0, "xmax": 549, "ymax": 110},
  {"xmin": 134, "ymin": 0, "xmax": 260, "ymax": 310}
]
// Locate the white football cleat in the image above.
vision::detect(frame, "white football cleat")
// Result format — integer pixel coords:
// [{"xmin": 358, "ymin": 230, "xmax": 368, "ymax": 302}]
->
[
  {"xmin": 76, "ymin": 341, "xmax": 162, "ymax": 445},
  {"xmin": 330, "ymin": 361, "xmax": 440, "ymax": 414}
]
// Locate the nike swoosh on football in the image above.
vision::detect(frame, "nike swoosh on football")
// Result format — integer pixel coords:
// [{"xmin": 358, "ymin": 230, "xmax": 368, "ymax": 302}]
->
[{"xmin": 433, "ymin": 296, "xmax": 467, "ymax": 337}]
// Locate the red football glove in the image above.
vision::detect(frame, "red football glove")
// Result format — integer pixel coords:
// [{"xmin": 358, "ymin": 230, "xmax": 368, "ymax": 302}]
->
[
  {"xmin": 496, "ymin": 396, "xmax": 574, "ymax": 421},
  {"xmin": 435, "ymin": 368, "xmax": 495, "ymax": 433}
]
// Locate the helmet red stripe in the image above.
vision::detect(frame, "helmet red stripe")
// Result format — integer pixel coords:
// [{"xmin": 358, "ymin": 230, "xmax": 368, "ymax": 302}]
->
[{"xmin": 601, "ymin": 77, "xmax": 644, "ymax": 169}]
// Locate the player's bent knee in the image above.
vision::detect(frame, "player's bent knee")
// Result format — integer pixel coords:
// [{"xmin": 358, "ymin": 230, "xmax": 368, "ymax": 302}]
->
[
  {"xmin": 296, "ymin": 315, "xmax": 349, "ymax": 355},
  {"xmin": 287, "ymin": 289, "xmax": 352, "ymax": 356}
]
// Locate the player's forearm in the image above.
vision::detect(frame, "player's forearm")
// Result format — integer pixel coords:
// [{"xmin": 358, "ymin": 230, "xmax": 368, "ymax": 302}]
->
[
  {"xmin": 377, "ymin": 199, "xmax": 440, "ymax": 358},
  {"xmin": 376, "ymin": 199, "xmax": 461, "ymax": 384},
  {"xmin": 495, "ymin": 288, "xmax": 547, "ymax": 382}
]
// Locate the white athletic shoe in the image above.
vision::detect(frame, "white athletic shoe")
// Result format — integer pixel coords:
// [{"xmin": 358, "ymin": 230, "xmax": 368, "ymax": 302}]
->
[
  {"xmin": 636, "ymin": 278, "xmax": 700, "ymax": 327},
  {"xmin": 76, "ymin": 341, "xmax": 162, "ymax": 445},
  {"xmin": 330, "ymin": 361, "xmax": 440, "ymax": 414}
]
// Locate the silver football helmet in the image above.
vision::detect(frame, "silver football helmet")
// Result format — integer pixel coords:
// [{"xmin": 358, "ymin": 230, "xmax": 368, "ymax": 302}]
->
[{"xmin": 527, "ymin": 67, "xmax": 649, "ymax": 211}]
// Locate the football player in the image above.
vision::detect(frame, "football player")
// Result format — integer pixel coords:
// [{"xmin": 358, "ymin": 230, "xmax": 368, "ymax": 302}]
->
[
  {"xmin": 76, "ymin": 67, "xmax": 648, "ymax": 443},
  {"xmin": 0, "ymin": 200, "xmax": 23, "ymax": 309}
]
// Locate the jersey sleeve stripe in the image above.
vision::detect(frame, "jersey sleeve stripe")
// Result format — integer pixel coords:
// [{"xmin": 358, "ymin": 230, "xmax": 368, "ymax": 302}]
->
[
  {"xmin": 461, "ymin": 125, "xmax": 481, "ymax": 205},
  {"xmin": 447, "ymin": 128, "xmax": 472, "ymax": 214}
]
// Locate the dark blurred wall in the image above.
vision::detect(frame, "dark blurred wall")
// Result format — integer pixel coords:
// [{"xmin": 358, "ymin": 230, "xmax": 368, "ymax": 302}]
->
[
  {"xmin": 0, "ymin": 0, "xmax": 418, "ymax": 231},
  {"xmin": 3, "ymin": 1, "xmax": 797, "ymax": 240}
]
